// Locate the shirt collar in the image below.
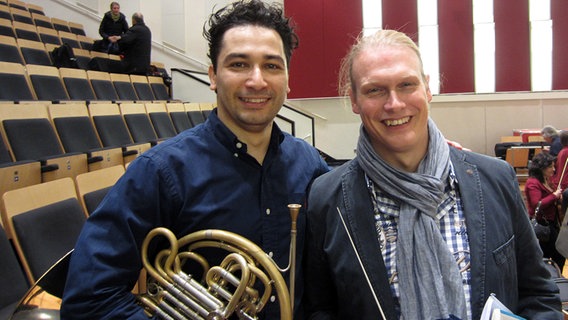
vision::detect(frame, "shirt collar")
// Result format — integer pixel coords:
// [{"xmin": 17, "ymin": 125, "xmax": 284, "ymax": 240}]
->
[{"xmin": 205, "ymin": 108, "xmax": 285, "ymax": 158}]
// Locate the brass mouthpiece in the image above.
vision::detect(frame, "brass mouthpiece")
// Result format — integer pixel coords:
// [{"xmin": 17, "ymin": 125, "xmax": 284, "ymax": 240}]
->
[{"xmin": 288, "ymin": 203, "xmax": 301, "ymax": 226}]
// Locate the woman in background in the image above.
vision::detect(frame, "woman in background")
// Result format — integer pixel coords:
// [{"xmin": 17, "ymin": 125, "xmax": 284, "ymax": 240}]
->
[
  {"xmin": 551, "ymin": 130, "xmax": 568, "ymax": 216},
  {"xmin": 526, "ymin": 152, "xmax": 564, "ymax": 269},
  {"xmin": 97, "ymin": 2, "xmax": 128, "ymax": 54}
]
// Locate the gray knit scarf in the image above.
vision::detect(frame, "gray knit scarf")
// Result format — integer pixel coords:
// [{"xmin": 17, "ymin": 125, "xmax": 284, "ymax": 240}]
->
[{"xmin": 357, "ymin": 118, "xmax": 467, "ymax": 320}]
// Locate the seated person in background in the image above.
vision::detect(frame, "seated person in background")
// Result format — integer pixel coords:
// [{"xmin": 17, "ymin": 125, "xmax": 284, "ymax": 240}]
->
[
  {"xmin": 303, "ymin": 29, "xmax": 562, "ymax": 320},
  {"xmin": 525, "ymin": 152, "xmax": 564, "ymax": 269},
  {"xmin": 110, "ymin": 12, "xmax": 152, "ymax": 75},
  {"xmin": 97, "ymin": 1, "xmax": 128, "ymax": 54},
  {"xmin": 542, "ymin": 125, "xmax": 563, "ymax": 156},
  {"xmin": 551, "ymin": 130, "xmax": 568, "ymax": 216}
]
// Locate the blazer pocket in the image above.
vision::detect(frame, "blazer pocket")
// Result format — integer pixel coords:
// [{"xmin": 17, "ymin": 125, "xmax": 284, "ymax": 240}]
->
[
  {"xmin": 493, "ymin": 235, "xmax": 515, "ymax": 266},
  {"xmin": 492, "ymin": 235, "xmax": 517, "ymax": 286}
]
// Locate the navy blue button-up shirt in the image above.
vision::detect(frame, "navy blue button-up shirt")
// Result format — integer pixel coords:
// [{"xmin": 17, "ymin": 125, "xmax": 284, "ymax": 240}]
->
[{"xmin": 61, "ymin": 109, "xmax": 329, "ymax": 319}]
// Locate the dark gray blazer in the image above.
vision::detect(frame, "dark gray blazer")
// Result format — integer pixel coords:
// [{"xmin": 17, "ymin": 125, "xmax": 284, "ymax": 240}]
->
[{"xmin": 304, "ymin": 147, "xmax": 562, "ymax": 320}]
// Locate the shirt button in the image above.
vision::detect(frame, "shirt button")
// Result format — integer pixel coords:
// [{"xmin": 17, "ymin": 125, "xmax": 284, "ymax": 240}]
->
[
  {"xmin": 266, "ymin": 208, "xmax": 271, "ymax": 215},
  {"xmin": 268, "ymin": 251, "xmax": 273, "ymax": 257},
  {"xmin": 270, "ymin": 295, "xmax": 276, "ymax": 302},
  {"xmin": 236, "ymin": 142, "xmax": 243, "ymax": 149},
  {"xmin": 233, "ymin": 153, "xmax": 238, "ymax": 158}
]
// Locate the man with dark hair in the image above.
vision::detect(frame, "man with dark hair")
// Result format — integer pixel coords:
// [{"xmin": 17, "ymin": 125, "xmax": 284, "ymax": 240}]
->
[
  {"xmin": 61, "ymin": 0, "xmax": 328, "ymax": 319},
  {"xmin": 111, "ymin": 12, "xmax": 152, "ymax": 75}
]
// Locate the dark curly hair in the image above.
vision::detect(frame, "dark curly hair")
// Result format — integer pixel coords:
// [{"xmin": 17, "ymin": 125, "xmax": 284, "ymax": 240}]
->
[
  {"xmin": 528, "ymin": 152, "xmax": 556, "ymax": 183},
  {"xmin": 203, "ymin": 0, "xmax": 299, "ymax": 72}
]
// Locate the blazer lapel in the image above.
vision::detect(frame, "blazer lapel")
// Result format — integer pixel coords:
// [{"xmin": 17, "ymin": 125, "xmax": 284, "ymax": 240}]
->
[
  {"xmin": 339, "ymin": 160, "xmax": 398, "ymax": 319},
  {"xmin": 450, "ymin": 150, "xmax": 487, "ymax": 319}
]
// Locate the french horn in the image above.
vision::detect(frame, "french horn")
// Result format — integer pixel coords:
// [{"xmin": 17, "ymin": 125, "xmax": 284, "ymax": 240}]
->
[{"xmin": 9, "ymin": 204, "xmax": 301, "ymax": 320}]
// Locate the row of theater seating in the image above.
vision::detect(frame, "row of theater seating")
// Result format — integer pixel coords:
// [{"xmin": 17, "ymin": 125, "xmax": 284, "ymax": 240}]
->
[
  {"xmin": 0, "ymin": 100, "xmax": 217, "ymax": 316},
  {"xmin": 0, "ymin": 101, "xmax": 214, "ymax": 189},
  {"xmin": 0, "ymin": 164, "xmax": 127, "ymax": 318},
  {"xmin": 0, "ymin": 0, "xmax": 44, "ymax": 16},
  {"xmin": 0, "ymin": 0, "xmax": 83, "ymax": 35},
  {"xmin": 0, "ymin": 35, "xmax": 99, "ymax": 67},
  {"xmin": 0, "ymin": 17, "xmax": 91, "ymax": 49},
  {"xmin": 0, "ymin": 61, "xmax": 171, "ymax": 102},
  {"xmin": 0, "ymin": 1, "xmax": 177, "ymax": 317}
]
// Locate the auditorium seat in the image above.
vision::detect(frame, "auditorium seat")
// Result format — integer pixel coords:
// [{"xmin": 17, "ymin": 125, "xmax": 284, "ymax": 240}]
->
[
  {"xmin": 166, "ymin": 102, "xmax": 193, "ymax": 133},
  {"xmin": 1, "ymin": 177, "xmax": 86, "ymax": 283},
  {"xmin": 6, "ymin": 0, "xmax": 26, "ymax": 12},
  {"xmin": 26, "ymin": 64, "xmax": 69, "ymax": 101},
  {"xmin": 76, "ymin": 34, "xmax": 93, "ymax": 51},
  {"xmin": 0, "ymin": 103, "xmax": 88, "ymax": 182},
  {"xmin": 0, "ymin": 223, "xmax": 29, "ymax": 320},
  {"xmin": 0, "ymin": 17, "xmax": 15, "ymax": 37},
  {"xmin": 88, "ymin": 51, "xmax": 122, "ymax": 73},
  {"xmin": 48, "ymin": 103, "xmax": 125, "ymax": 171},
  {"xmin": 68, "ymin": 21, "xmax": 85, "ymax": 36},
  {"xmin": 31, "ymin": 12, "xmax": 52, "ymax": 29},
  {"xmin": 185, "ymin": 102, "xmax": 206, "ymax": 126},
  {"xmin": 37, "ymin": 26, "xmax": 60, "ymax": 46},
  {"xmin": 130, "ymin": 74, "xmax": 155, "ymax": 101},
  {"xmin": 50, "ymin": 17, "xmax": 70, "ymax": 33},
  {"xmin": 17, "ymin": 38, "xmax": 52, "ymax": 66},
  {"xmin": 200, "ymin": 103, "xmax": 215, "ymax": 118},
  {"xmin": 26, "ymin": 3, "xmax": 44, "ymax": 16},
  {"xmin": 0, "ymin": 34, "xmax": 24, "ymax": 64},
  {"xmin": 146, "ymin": 102, "xmax": 177, "ymax": 139},
  {"xmin": 9, "ymin": 7, "xmax": 32, "ymax": 25},
  {"xmin": 108, "ymin": 53, "xmax": 121, "ymax": 61},
  {"xmin": 148, "ymin": 75, "xmax": 170, "ymax": 101},
  {"xmin": 505, "ymin": 147, "xmax": 530, "ymax": 168},
  {"xmin": 0, "ymin": 61, "xmax": 35, "ymax": 101},
  {"xmin": 88, "ymin": 103, "xmax": 150, "ymax": 164},
  {"xmin": 111, "ymin": 73, "xmax": 138, "ymax": 101},
  {"xmin": 13, "ymin": 20, "xmax": 39, "ymax": 41},
  {"xmin": 0, "ymin": 132, "xmax": 42, "ymax": 203},
  {"xmin": 58, "ymin": 30, "xmax": 80, "ymax": 49},
  {"xmin": 90, "ymin": 50, "xmax": 109, "ymax": 60},
  {"xmin": 71, "ymin": 47, "xmax": 91, "ymax": 70},
  {"xmin": 120, "ymin": 102, "xmax": 160, "ymax": 145},
  {"xmin": 59, "ymin": 67, "xmax": 96, "ymax": 101},
  {"xmin": 75, "ymin": 164, "xmax": 125, "ymax": 215},
  {"xmin": 0, "ymin": 4, "xmax": 11, "ymax": 21},
  {"xmin": 87, "ymin": 70, "xmax": 119, "ymax": 101}
]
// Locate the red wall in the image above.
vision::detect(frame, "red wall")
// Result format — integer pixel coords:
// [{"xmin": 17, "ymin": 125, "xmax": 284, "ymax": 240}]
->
[
  {"xmin": 284, "ymin": 0, "xmax": 362, "ymax": 99},
  {"xmin": 381, "ymin": 0, "xmax": 418, "ymax": 42},
  {"xmin": 437, "ymin": 0, "xmax": 475, "ymax": 93},
  {"xmin": 284, "ymin": 1, "xmax": 565, "ymax": 97},
  {"xmin": 552, "ymin": 0, "xmax": 568, "ymax": 90},
  {"xmin": 494, "ymin": 0, "xmax": 530, "ymax": 92}
]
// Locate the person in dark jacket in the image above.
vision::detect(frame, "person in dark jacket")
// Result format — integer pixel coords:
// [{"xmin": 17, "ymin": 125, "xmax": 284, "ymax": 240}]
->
[
  {"xmin": 61, "ymin": 1, "xmax": 329, "ymax": 319},
  {"xmin": 112, "ymin": 12, "xmax": 151, "ymax": 75},
  {"xmin": 304, "ymin": 29, "xmax": 562, "ymax": 320},
  {"xmin": 97, "ymin": 1, "xmax": 128, "ymax": 54}
]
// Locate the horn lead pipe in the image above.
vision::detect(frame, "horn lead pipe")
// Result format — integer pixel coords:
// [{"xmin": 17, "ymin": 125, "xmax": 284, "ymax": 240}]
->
[{"xmin": 287, "ymin": 203, "xmax": 301, "ymax": 315}]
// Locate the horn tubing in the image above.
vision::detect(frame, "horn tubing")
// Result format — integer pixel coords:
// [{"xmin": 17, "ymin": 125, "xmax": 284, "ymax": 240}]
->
[
  {"xmin": 287, "ymin": 203, "xmax": 301, "ymax": 315},
  {"xmin": 140, "ymin": 228, "xmax": 292, "ymax": 319}
]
